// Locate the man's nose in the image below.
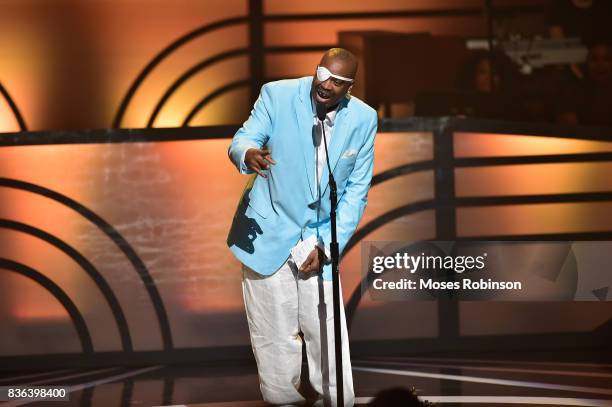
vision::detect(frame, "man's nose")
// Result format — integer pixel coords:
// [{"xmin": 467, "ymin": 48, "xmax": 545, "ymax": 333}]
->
[{"xmin": 320, "ymin": 79, "xmax": 333, "ymax": 90}]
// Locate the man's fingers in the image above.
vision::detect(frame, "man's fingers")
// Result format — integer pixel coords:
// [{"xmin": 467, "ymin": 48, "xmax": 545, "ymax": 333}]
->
[
  {"xmin": 258, "ymin": 149, "xmax": 276, "ymax": 165},
  {"xmin": 300, "ymin": 257, "xmax": 313, "ymax": 272},
  {"xmin": 264, "ymin": 156, "xmax": 276, "ymax": 165},
  {"xmin": 246, "ymin": 150, "xmax": 270, "ymax": 177},
  {"xmin": 299, "ymin": 251, "xmax": 315, "ymax": 272},
  {"xmin": 253, "ymin": 167, "xmax": 267, "ymax": 178},
  {"xmin": 308, "ymin": 259, "xmax": 320, "ymax": 273},
  {"xmin": 255, "ymin": 155, "xmax": 270, "ymax": 170},
  {"xmin": 246, "ymin": 148, "xmax": 275, "ymax": 175},
  {"xmin": 300, "ymin": 250, "xmax": 322, "ymax": 273},
  {"xmin": 249, "ymin": 160, "xmax": 266, "ymax": 177}
]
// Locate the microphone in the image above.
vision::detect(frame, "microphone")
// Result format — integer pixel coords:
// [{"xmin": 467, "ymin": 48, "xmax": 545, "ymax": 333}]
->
[
  {"xmin": 315, "ymin": 102, "xmax": 334, "ymax": 186},
  {"xmin": 316, "ymin": 101, "xmax": 327, "ymax": 122}
]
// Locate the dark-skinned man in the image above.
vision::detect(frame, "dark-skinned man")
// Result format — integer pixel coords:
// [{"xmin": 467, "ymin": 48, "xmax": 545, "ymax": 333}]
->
[{"xmin": 228, "ymin": 48, "xmax": 377, "ymax": 406}]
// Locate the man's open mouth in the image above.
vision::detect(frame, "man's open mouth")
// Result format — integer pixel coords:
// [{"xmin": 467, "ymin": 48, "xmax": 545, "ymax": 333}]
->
[{"xmin": 317, "ymin": 88, "xmax": 332, "ymax": 100}]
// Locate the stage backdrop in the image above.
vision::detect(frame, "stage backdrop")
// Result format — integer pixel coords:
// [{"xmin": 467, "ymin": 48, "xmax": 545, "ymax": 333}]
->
[
  {"xmin": 1, "ymin": 118, "xmax": 611, "ymax": 359},
  {"xmin": 0, "ymin": 0, "xmax": 548, "ymax": 133}
]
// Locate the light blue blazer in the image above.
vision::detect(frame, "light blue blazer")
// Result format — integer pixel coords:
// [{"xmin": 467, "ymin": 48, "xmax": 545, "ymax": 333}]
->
[{"xmin": 227, "ymin": 76, "xmax": 377, "ymax": 280}]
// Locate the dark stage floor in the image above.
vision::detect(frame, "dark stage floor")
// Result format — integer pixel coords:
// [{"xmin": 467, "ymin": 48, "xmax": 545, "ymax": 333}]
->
[{"xmin": 1, "ymin": 355, "xmax": 612, "ymax": 406}]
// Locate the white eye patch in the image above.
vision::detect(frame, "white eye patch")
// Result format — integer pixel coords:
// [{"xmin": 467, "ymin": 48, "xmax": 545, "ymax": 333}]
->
[{"xmin": 316, "ymin": 65, "xmax": 354, "ymax": 83}]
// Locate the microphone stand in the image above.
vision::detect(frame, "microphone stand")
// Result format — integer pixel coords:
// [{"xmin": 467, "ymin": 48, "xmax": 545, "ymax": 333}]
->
[{"xmin": 317, "ymin": 103, "xmax": 343, "ymax": 406}]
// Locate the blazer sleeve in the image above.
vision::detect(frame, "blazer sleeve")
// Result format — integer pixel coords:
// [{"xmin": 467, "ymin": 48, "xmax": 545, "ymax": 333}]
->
[
  {"xmin": 319, "ymin": 111, "xmax": 378, "ymax": 260},
  {"xmin": 228, "ymin": 83, "xmax": 274, "ymax": 174}
]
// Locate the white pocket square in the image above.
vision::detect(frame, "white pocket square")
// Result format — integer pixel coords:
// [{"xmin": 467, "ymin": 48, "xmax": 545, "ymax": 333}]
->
[{"xmin": 341, "ymin": 149, "xmax": 357, "ymax": 158}]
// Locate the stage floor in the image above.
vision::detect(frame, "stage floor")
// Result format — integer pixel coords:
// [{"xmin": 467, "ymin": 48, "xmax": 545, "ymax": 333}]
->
[{"xmin": 1, "ymin": 355, "xmax": 612, "ymax": 406}]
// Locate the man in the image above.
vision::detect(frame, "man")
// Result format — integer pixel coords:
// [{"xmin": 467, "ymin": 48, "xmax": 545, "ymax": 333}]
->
[
  {"xmin": 556, "ymin": 40, "xmax": 612, "ymax": 126},
  {"xmin": 227, "ymin": 48, "xmax": 377, "ymax": 406}
]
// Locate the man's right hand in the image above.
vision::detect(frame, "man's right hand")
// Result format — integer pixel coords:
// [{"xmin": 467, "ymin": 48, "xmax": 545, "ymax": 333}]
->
[{"xmin": 245, "ymin": 148, "xmax": 276, "ymax": 177}]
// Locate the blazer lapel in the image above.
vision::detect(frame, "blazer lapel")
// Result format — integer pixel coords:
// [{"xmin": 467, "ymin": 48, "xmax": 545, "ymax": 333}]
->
[
  {"xmin": 320, "ymin": 99, "xmax": 351, "ymax": 196},
  {"xmin": 294, "ymin": 77, "xmax": 316, "ymax": 200}
]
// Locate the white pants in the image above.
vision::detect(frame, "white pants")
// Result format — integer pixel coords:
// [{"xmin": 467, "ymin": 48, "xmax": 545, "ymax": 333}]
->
[{"xmin": 242, "ymin": 259, "xmax": 354, "ymax": 406}]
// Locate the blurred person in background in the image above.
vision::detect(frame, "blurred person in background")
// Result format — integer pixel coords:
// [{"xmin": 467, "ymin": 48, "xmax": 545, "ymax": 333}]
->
[
  {"xmin": 368, "ymin": 387, "xmax": 432, "ymax": 407},
  {"xmin": 456, "ymin": 50, "xmax": 512, "ymax": 94},
  {"xmin": 548, "ymin": 0, "xmax": 612, "ymax": 51},
  {"xmin": 452, "ymin": 50, "xmax": 520, "ymax": 120},
  {"xmin": 556, "ymin": 40, "xmax": 612, "ymax": 126},
  {"xmin": 548, "ymin": 0, "xmax": 612, "ymax": 87}
]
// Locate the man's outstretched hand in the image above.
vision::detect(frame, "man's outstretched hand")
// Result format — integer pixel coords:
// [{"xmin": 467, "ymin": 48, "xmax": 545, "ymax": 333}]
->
[
  {"xmin": 299, "ymin": 246, "xmax": 327, "ymax": 274},
  {"xmin": 246, "ymin": 148, "xmax": 276, "ymax": 177}
]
